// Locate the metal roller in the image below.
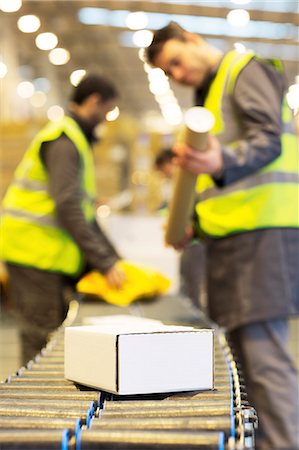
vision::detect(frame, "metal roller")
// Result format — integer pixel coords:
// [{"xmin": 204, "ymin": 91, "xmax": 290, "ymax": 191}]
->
[
  {"xmin": 34, "ymin": 357, "xmax": 65, "ymax": 364},
  {"xmin": 7, "ymin": 376, "xmax": 73, "ymax": 385},
  {"xmin": 0, "ymin": 405, "xmax": 92, "ymax": 420},
  {"xmin": 0, "ymin": 390, "xmax": 100, "ymax": 401},
  {"xmin": 17, "ymin": 370, "xmax": 65, "ymax": 378},
  {"xmin": 28, "ymin": 359, "xmax": 64, "ymax": 365},
  {"xmin": 210, "ymin": 382, "xmax": 232, "ymax": 390},
  {"xmin": 110, "ymin": 391, "xmax": 232, "ymax": 404},
  {"xmin": 0, "ymin": 416, "xmax": 82, "ymax": 430},
  {"xmin": 0, "ymin": 428, "xmax": 72, "ymax": 449},
  {"xmin": 103, "ymin": 399, "xmax": 230, "ymax": 410},
  {"xmin": 0, "ymin": 384, "xmax": 78, "ymax": 391},
  {"xmin": 0, "ymin": 398, "xmax": 97, "ymax": 410},
  {"xmin": 214, "ymin": 368, "xmax": 231, "ymax": 374},
  {"xmin": 100, "ymin": 405, "xmax": 231, "ymax": 419},
  {"xmin": 78, "ymin": 429, "xmax": 225, "ymax": 449},
  {"xmin": 90, "ymin": 415, "xmax": 232, "ymax": 434},
  {"xmin": 39, "ymin": 350, "xmax": 65, "ymax": 358},
  {"xmin": 26, "ymin": 364, "xmax": 65, "ymax": 371},
  {"xmin": 214, "ymin": 371, "xmax": 230, "ymax": 379},
  {"xmin": 109, "ymin": 387, "xmax": 232, "ymax": 404}
]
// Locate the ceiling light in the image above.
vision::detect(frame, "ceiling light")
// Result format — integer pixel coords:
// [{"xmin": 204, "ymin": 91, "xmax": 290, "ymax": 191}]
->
[
  {"xmin": 17, "ymin": 15, "xmax": 41, "ymax": 33},
  {"xmin": 161, "ymin": 103, "xmax": 183, "ymax": 126},
  {"xmin": 106, "ymin": 106, "xmax": 120, "ymax": 121},
  {"xmin": 49, "ymin": 48, "xmax": 70, "ymax": 65},
  {"xmin": 0, "ymin": 61, "xmax": 8, "ymax": 79},
  {"xmin": 17, "ymin": 81, "xmax": 35, "ymax": 99},
  {"xmin": 155, "ymin": 93, "xmax": 177, "ymax": 105},
  {"xmin": 126, "ymin": 11, "xmax": 148, "ymax": 30},
  {"xmin": 138, "ymin": 48, "xmax": 146, "ymax": 62},
  {"xmin": 132, "ymin": 30, "xmax": 153, "ymax": 48},
  {"xmin": 286, "ymin": 81, "xmax": 299, "ymax": 111},
  {"xmin": 97, "ymin": 204, "xmax": 111, "ymax": 219},
  {"xmin": 0, "ymin": 0, "xmax": 22, "ymax": 12},
  {"xmin": 234, "ymin": 42, "xmax": 247, "ymax": 53},
  {"xmin": 79, "ymin": 7, "xmax": 296, "ymax": 41},
  {"xmin": 230, "ymin": 0, "xmax": 252, "ymax": 4},
  {"xmin": 35, "ymin": 32, "xmax": 58, "ymax": 51},
  {"xmin": 147, "ymin": 68, "xmax": 167, "ymax": 81},
  {"xmin": 143, "ymin": 63, "xmax": 153, "ymax": 73},
  {"xmin": 47, "ymin": 105, "xmax": 64, "ymax": 121},
  {"xmin": 70, "ymin": 70, "xmax": 86, "ymax": 86},
  {"xmin": 30, "ymin": 91, "xmax": 47, "ymax": 108},
  {"xmin": 149, "ymin": 80, "xmax": 170, "ymax": 96},
  {"xmin": 227, "ymin": 9, "xmax": 250, "ymax": 27}
]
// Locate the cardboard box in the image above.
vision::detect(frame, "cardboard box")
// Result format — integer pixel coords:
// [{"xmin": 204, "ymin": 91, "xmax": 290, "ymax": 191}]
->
[
  {"xmin": 82, "ymin": 315, "xmax": 163, "ymax": 327},
  {"xmin": 64, "ymin": 318, "xmax": 214, "ymax": 395}
]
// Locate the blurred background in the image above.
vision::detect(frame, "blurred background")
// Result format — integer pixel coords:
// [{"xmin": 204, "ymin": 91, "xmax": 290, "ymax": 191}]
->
[{"xmin": 0, "ymin": 0, "xmax": 298, "ymax": 214}]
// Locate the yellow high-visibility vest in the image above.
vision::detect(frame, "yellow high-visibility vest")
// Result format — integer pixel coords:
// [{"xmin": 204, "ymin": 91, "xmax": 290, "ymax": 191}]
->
[
  {"xmin": 195, "ymin": 50, "xmax": 299, "ymax": 237},
  {"xmin": 0, "ymin": 116, "xmax": 96, "ymax": 276}
]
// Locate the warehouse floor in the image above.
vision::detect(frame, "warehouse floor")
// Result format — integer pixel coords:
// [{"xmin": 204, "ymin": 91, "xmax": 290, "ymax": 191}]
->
[{"xmin": 0, "ymin": 294, "xmax": 298, "ymax": 383}]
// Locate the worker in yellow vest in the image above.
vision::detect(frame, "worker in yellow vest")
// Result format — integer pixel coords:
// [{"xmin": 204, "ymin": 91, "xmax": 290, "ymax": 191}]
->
[
  {"xmin": 0, "ymin": 74, "xmax": 126, "ymax": 364},
  {"xmin": 145, "ymin": 22, "xmax": 299, "ymax": 450}
]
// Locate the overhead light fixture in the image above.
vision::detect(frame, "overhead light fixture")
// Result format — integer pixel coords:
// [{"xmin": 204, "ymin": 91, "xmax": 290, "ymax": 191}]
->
[
  {"xmin": 0, "ymin": 61, "xmax": 8, "ymax": 79},
  {"xmin": 17, "ymin": 81, "xmax": 35, "ymax": 99},
  {"xmin": 35, "ymin": 32, "xmax": 58, "ymax": 51},
  {"xmin": 70, "ymin": 70, "xmax": 86, "ymax": 87},
  {"xmin": 17, "ymin": 15, "xmax": 41, "ymax": 33},
  {"xmin": 0, "ymin": 0, "xmax": 22, "ymax": 12},
  {"xmin": 160, "ymin": 103, "xmax": 183, "ymax": 126},
  {"xmin": 79, "ymin": 7, "xmax": 296, "ymax": 41},
  {"xmin": 132, "ymin": 29, "xmax": 153, "ymax": 48},
  {"xmin": 126, "ymin": 11, "xmax": 148, "ymax": 30},
  {"xmin": 234, "ymin": 42, "xmax": 247, "ymax": 53},
  {"xmin": 286, "ymin": 78, "xmax": 299, "ymax": 112},
  {"xmin": 30, "ymin": 91, "xmax": 47, "ymax": 108},
  {"xmin": 227, "ymin": 9, "xmax": 250, "ymax": 27},
  {"xmin": 47, "ymin": 105, "xmax": 64, "ymax": 121},
  {"xmin": 49, "ymin": 48, "xmax": 70, "ymax": 65},
  {"xmin": 230, "ymin": 0, "xmax": 252, "ymax": 4},
  {"xmin": 106, "ymin": 106, "xmax": 120, "ymax": 121}
]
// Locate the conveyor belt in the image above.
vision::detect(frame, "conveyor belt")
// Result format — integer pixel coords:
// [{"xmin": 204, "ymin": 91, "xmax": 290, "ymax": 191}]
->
[{"xmin": 0, "ymin": 298, "xmax": 257, "ymax": 450}]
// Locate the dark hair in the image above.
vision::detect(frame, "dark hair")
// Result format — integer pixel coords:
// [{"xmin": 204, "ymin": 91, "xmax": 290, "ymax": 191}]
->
[
  {"xmin": 155, "ymin": 148, "xmax": 176, "ymax": 168},
  {"xmin": 145, "ymin": 21, "xmax": 187, "ymax": 65},
  {"xmin": 71, "ymin": 74, "xmax": 118, "ymax": 105}
]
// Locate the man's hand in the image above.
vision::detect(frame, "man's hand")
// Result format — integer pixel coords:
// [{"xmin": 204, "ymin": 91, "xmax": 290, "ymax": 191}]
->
[
  {"xmin": 105, "ymin": 262, "xmax": 126, "ymax": 289},
  {"xmin": 171, "ymin": 225, "xmax": 194, "ymax": 251},
  {"xmin": 173, "ymin": 135, "xmax": 223, "ymax": 176}
]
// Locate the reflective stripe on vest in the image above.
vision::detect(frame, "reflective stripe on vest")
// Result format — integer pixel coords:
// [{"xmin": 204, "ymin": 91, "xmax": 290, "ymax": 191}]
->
[
  {"xmin": 195, "ymin": 50, "xmax": 299, "ymax": 237},
  {"xmin": 0, "ymin": 116, "xmax": 96, "ymax": 276}
]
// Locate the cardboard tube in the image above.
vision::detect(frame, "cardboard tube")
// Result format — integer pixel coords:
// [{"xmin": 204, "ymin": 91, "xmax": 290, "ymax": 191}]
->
[{"xmin": 165, "ymin": 107, "xmax": 215, "ymax": 246}]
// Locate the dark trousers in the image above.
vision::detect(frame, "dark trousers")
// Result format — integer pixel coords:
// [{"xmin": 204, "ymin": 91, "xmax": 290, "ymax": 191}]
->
[
  {"xmin": 228, "ymin": 320, "xmax": 299, "ymax": 450},
  {"xmin": 180, "ymin": 240, "xmax": 206, "ymax": 309},
  {"xmin": 6, "ymin": 263, "xmax": 71, "ymax": 365}
]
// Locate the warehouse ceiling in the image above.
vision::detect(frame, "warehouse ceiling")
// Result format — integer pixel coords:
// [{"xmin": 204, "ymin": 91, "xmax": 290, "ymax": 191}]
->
[{"xmin": 0, "ymin": 0, "xmax": 298, "ymax": 124}]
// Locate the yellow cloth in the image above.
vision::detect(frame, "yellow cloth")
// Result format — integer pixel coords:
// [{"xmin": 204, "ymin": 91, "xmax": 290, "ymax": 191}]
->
[{"xmin": 76, "ymin": 260, "xmax": 171, "ymax": 307}]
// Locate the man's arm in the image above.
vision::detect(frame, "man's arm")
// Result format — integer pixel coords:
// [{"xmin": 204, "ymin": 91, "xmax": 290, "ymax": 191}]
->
[
  {"xmin": 219, "ymin": 57, "xmax": 285, "ymax": 185},
  {"xmin": 175, "ymin": 58, "xmax": 285, "ymax": 184},
  {"xmin": 41, "ymin": 136, "xmax": 120, "ymax": 275}
]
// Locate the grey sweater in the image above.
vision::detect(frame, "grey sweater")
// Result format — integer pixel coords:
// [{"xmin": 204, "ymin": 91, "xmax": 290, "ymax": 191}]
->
[{"xmin": 41, "ymin": 118, "xmax": 120, "ymax": 277}]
